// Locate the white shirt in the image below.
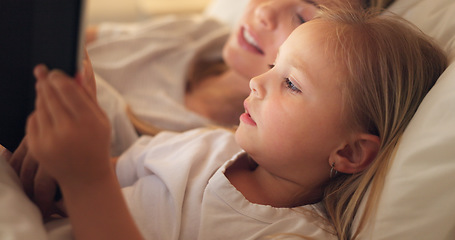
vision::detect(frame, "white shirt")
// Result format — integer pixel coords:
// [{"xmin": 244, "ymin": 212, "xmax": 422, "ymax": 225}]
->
[
  {"xmin": 87, "ymin": 15, "xmax": 230, "ymax": 155},
  {"xmin": 116, "ymin": 128, "xmax": 336, "ymax": 239}
]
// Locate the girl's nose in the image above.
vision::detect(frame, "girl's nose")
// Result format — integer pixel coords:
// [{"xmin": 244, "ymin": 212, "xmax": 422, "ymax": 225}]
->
[
  {"xmin": 249, "ymin": 76, "xmax": 265, "ymax": 99},
  {"xmin": 254, "ymin": 2, "xmax": 278, "ymax": 31}
]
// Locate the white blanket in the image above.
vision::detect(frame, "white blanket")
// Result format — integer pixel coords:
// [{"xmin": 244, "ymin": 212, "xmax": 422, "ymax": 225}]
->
[{"xmin": 0, "ymin": 146, "xmax": 48, "ymax": 240}]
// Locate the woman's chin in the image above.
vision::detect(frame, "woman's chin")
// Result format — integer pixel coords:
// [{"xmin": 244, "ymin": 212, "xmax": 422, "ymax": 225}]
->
[{"xmin": 223, "ymin": 45, "xmax": 268, "ymax": 79}]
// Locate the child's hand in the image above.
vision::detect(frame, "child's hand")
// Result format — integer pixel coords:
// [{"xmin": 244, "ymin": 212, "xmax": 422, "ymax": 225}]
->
[
  {"xmin": 26, "ymin": 65, "xmax": 112, "ymax": 187},
  {"xmin": 8, "ymin": 137, "xmax": 66, "ymax": 218}
]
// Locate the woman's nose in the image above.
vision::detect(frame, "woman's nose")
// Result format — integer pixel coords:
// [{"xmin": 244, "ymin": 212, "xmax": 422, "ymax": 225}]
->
[{"xmin": 254, "ymin": 2, "xmax": 278, "ymax": 31}]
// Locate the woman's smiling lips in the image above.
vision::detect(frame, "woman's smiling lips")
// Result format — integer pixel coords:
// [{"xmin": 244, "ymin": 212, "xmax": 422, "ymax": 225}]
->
[
  {"xmin": 238, "ymin": 26, "xmax": 264, "ymax": 55},
  {"xmin": 240, "ymin": 101, "xmax": 257, "ymax": 126}
]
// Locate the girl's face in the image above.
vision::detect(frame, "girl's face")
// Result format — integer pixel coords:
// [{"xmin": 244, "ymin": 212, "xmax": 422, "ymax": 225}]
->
[
  {"xmin": 235, "ymin": 21, "xmax": 348, "ymax": 190},
  {"xmin": 223, "ymin": 0, "xmax": 361, "ymax": 80}
]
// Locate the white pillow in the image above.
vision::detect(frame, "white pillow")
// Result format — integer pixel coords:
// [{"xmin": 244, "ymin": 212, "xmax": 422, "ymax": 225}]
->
[
  {"xmin": 0, "ymin": 147, "xmax": 48, "ymax": 240},
  {"xmin": 203, "ymin": 0, "xmax": 248, "ymax": 28},
  {"xmin": 355, "ymin": 0, "xmax": 455, "ymax": 239}
]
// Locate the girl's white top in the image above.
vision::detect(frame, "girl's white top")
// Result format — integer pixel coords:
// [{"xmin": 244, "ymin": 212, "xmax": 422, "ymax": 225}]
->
[{"xmin": 116, "ymin": 128, "xmax": 336, "ymax": 239}]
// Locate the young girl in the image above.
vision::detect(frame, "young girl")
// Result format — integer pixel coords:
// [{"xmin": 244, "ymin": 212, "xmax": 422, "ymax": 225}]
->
[
  {"xmin": 19, "ymin": 6, "xmax": 447, "ymax": 240},
  {"xmin": 87, "ymin": 0, "xmax": 396, "ymax": 155}
]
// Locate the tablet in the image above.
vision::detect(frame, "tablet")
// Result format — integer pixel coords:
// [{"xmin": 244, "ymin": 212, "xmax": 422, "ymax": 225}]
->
[{"xmin": 0, "ymin": 0, "xmax": 86, "ymax": 151}]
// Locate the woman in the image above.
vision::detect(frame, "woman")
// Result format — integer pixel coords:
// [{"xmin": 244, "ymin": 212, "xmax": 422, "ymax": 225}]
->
[{"xmin": 86, "ymin": 0, "xmax": 396, "ymax": 154}]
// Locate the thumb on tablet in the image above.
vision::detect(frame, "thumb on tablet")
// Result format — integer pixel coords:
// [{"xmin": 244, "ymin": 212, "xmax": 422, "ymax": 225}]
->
[{"xmin": 76, "ymin": 48, "xmax": 96, "ymax": 102}]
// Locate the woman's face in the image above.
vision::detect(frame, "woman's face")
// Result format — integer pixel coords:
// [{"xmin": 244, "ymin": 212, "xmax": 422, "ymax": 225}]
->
[{"xmin": 223, "ymin": 0, "xmax": 361, "ymax": 80}]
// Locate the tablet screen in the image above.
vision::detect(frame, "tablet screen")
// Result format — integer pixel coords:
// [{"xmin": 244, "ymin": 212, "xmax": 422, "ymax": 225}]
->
[{"xmin": 0, "ymin": 0, "xmax": 86, "ymax": 151}]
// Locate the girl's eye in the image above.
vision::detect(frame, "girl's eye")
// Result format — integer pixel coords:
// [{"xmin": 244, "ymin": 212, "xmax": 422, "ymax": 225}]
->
[
  {"xmin": 285, "ymin": 78, "xmax": 301, "ymax": 93},
  {"xmin": 268, "ymin": 64, "xmax": 275, "ymax": 69}
]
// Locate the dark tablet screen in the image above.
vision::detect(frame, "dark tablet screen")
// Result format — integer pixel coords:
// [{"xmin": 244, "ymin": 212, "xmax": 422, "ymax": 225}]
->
[{"xmin": 0, "ymin": 0, "xmax": 85, "ymax": 151}]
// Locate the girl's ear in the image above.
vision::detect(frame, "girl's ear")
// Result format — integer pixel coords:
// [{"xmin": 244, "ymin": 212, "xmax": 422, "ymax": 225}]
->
[{"xmin": 329, "ymin": 133, "xmax": 380, "ymax": 174}]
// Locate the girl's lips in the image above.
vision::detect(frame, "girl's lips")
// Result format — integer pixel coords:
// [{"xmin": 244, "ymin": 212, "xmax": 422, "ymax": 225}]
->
[
  {"xmin": 240, "ymin": 102, "xmax": 257, "ymax": 126},
  {"xmin": 237, "ymin": 26, "xmax": 264, "ymax": 55},
  {"xmin": 240, "ymin": 112, "xmax": 257, "ymax": 126}
]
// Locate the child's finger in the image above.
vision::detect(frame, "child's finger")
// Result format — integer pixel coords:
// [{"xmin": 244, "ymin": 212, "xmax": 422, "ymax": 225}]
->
[
  {"xmin": 19, "ymin": 142, "xmax": 39, "ymax": 199},
  {"xmin": 54, "ymin": 200, "xmax": 67, "ymax": 217},
  {"xmin": 26, "ymin": 112, "xmax": 48, "ymax": 162},
  {"xmin": 33, "ymin": 64, "xmax": 49, "ymax": 81},
  {"xmin": 42, "ymin": 69, "xmax": 106, "ymax": 131},
  {"xmin": 83, "ymin": 59, "xmax": 97, "ymax": 101},
  {"xmin": 33, "ymin": 167, "xmax": 59, "ymax": 218},
  {"xmin": 40, "ymin": 71, "xmax": 76, "ymax": 123},
  {"xmin": 75, "ymin": 49, "xmax": 97, "ymax": 102},
  {"xmin": 26, "ymin": 112, "xmax": 39, "ymax": 142},
  {"xmin": 8, "ymin": 137, "xmax": 28, "ymax": 175},
  {"xmin": 49, "ymin": 70, "xmax": 99, "ymax": 119},
  {"xmin": 35, "ymin": 78, "xmax": 54, "ymax": 132},
  {"xmin": 33, "ymin": 64, "xmax": 56, "ymax": 133},
  {"xmin": 74, "ymin": 64, "xmax": 96, "ymax": 102}
]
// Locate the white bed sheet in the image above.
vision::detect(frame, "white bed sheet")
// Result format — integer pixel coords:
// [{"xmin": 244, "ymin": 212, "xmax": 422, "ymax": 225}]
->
[{"xmin": 0, "ymin": 146, "xmax": 48, "ymax": 240}]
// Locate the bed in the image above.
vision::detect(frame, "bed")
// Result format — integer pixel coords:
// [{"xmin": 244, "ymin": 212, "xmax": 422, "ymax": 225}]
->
[{"xmin": 1, "ymin": 0, "xmax": 454, "ymax": 239}]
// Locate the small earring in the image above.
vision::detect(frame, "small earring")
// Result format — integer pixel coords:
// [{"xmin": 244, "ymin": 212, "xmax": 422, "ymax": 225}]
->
[{"xmin": 330, "ymin": 162, "xmax": 338, "ymax": 179}]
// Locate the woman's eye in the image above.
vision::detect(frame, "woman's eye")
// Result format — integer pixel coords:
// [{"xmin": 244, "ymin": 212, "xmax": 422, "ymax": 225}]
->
[
  {"xmin": 297, "ymin": 14, "xmax": 306, "ymax": 24},
  {"xmin": 285, "ymin": 78, "xmax": 301, "ymax": 93}
]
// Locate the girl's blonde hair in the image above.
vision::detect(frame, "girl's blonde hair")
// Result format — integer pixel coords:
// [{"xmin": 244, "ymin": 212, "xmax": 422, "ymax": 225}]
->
[{"xmin": 314, "ymin": 7, "xmax": 447, "ymax": 240}]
